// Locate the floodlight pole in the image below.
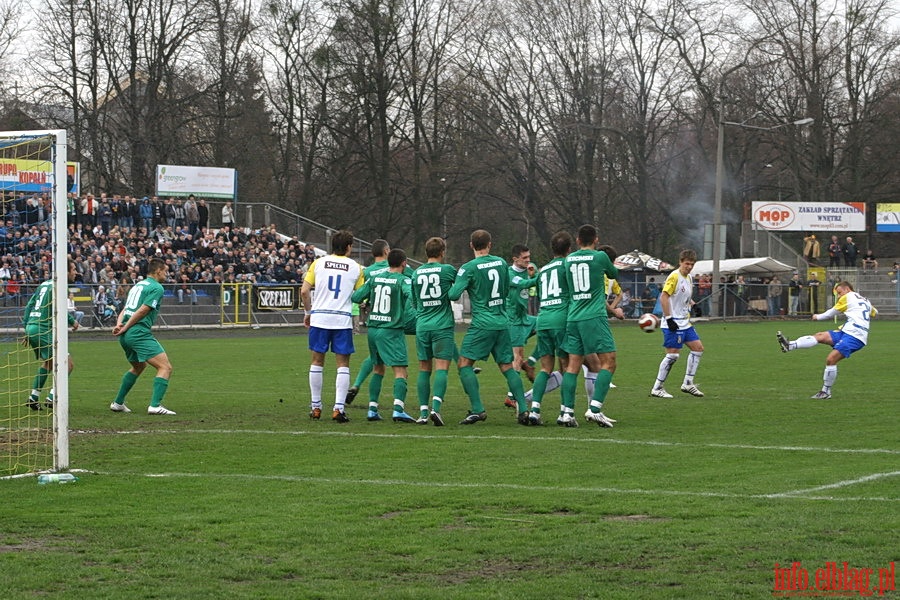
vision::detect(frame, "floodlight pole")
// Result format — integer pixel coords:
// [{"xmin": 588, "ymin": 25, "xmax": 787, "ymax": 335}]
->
[{"xmin": 712, "ymin": 99, "xmax": 726, "ymax": 319}]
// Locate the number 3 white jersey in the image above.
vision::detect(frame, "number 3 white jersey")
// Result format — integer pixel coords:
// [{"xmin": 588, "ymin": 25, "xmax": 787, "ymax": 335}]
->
[
  {"xmin": 303, "ymin": 255, "xmax": 363, "ymax": 329},
  {"xmin": 817, "ymin": 290, "xmax": 877, "ymax": 344}
]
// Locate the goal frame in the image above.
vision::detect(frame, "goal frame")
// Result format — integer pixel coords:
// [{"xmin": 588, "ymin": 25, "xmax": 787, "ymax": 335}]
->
[{"xmin": 0, "ymin": 129, "xmax": 70, "ymax": 471}]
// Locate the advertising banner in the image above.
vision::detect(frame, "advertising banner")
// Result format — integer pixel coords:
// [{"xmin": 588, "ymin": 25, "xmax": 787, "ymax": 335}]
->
[
  {"xmin": 0, "ymin": 159, "xmax": 79, "ymax": 193},
  {"xmin": 876, "ymin": 203, "xmax": 900, "ymax": 232},
  {"xmin": 156, "ymin": 165, "xmax": 236, "ymax": 198},
  {"xmin": 253, "ymin": 285, "xmax": 299, "ymax": 311},
  {"xmin": 751, "ymin": 202, "xmax": 866, "ymax": 232}
]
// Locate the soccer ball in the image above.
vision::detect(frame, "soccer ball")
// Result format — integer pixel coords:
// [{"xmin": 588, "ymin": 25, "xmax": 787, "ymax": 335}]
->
[{"xmin": 638, "ymin": 313, "xmax": 660, "ymax": 333}]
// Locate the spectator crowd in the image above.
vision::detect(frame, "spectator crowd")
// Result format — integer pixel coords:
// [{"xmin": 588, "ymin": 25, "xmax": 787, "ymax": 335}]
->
[{"xmin": 0, "ymin": 191, "xmax": 321, "ymax": 306}]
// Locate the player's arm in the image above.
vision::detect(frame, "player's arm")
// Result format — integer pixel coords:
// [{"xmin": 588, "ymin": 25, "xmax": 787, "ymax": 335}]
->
[
  {"xmin": 510, "ymin": 272, "xmax": 537, "ymax": 290},
  {"xmin": 602, "ymin": 255, "xmax": 620, "ymax": 281},
  {"xmin": 607, "ymin": 279, "xmax": 622, "ymax": 310},
  {"xmin": 350, "ymin": 279, "xmax": 372, "ymax": 304},
  {"xmin": 22, "ymin": 288, "xmax": 38, "ymax": 328},
  {"xmin": 400, "ymin": 278, "xmax": 413, "ymax": 317},
  {"xmin": 813, "ymin": 293, "xmax": 842, "ymax": 321},
  {"xmin": 660, "ymin": 291, "xmax": 679, "ymax": 331},
  {"xmin": 113, "ymin": 304, "xmax": 151, "ymax": 336},
  {"xmin": 447, "ymin": 267, "xmax": 469, "ymax": 301},
  {"xmin": 300, "ymin": 278, "xmax": 314, "ymax": 328},
  {"xmin": 410, "ymin": 271, "xmax": 423, "ymax": 312}
]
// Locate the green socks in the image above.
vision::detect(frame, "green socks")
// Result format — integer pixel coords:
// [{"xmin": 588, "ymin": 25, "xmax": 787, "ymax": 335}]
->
[
  {"xmin": 150, "ymin": 377, "xmax": 169, "ymax": 407},
  {"xmin": 459, "ymin": 366, "xmax": 483, "ymax": 413},
  {"xmin": 114, "ymin": 371, "xmax": 139, "ymax": 404}
]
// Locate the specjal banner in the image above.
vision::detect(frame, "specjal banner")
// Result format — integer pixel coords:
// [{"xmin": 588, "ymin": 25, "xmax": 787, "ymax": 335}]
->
[
  {"xmin": 752, "ymin": 201, "xmax": 866, "ymax": 232},
  {"xmin": 252, "ymin": 285, "xmax": 299, "ymax": 311}
]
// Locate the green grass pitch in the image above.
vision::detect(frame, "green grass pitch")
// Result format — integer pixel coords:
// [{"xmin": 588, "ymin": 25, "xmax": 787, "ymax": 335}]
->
[{"xmin": 2, "ymin": 320, "xmax": 898, "ymax": 599}]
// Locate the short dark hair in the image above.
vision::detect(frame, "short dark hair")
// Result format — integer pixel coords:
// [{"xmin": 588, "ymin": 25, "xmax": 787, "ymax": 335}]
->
[
  {"xmin": 148, "ymin": 257, "xmax": 167, "ymax": 275},
  {"xmin": 511, "ymin": 244, "xmax": 529, "ymax": 258},
  {"xmin": 550, "ymin": 231, "xmax": 572, "ymax": 257},
  {"xmin": 679, "ymin": 249, "xmax": 698, "ymax": 263},
  {"xmin": 331, "ymin": 230, "xmax": 354, "ymax": 255},
  {"xmin": 470, "ymin": 229, "xmax": 491, "ymax": 251},
  {"xmin": 598, "ymin": 244, "xmax": 618, "ymax": 261},
  {"xmin": 424, "ymin": 237, "xmax": 445, "ymax": 259},
  {"xmin": 371, "ymin": 239, "xmax": 389, "ymax": 258},
  {"xmin": 387, "ymin": 248, "xmax": 407, "ymax": 268},
  {"xmin": 576, "ymin": 224, "xmax": 597, "ymax": 246}
]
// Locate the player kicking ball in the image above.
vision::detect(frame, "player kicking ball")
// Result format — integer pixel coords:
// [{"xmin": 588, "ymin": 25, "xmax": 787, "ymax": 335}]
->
[{"xmin": 777, "ymin": 281, "xmax": 876, "ymax": 399}]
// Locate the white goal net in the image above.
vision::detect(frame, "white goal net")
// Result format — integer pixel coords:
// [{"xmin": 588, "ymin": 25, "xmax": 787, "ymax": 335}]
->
[{"xmin": 0, "ymin": 130, "xmax": 70, "ymax": 476}]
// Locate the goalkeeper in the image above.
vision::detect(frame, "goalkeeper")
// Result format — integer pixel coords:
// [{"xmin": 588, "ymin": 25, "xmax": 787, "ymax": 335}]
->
[{"xmin": 22, "ymin": 260, "xmax": 80, "ymax": 410}]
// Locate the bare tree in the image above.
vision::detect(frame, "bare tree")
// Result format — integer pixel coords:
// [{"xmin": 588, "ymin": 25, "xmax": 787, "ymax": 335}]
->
[
  {"xmin": 0, "ymin": 0, "xmax": 23, "ymax": 91},
  {"xmin": 258, "ymin": 0, "xmax": 335, "ymax": 215}
]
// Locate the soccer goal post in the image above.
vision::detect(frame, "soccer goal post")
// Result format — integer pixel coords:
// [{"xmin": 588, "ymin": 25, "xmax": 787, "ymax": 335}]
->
[{"xmin": 0, "ymin": 130, "xmax": 70, "ymax": 476}]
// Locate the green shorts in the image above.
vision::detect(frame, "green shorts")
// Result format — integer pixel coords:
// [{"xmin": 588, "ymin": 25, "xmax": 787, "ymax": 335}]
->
[
  {"xmin": 368, "ymin": 327, "xmax": 409, "ymax": 367},
  {"xmin": 415, "ymin": 328, "xmax": 458, "ymax": 362},
  {"xmin": 561, "ymin": 318, "xmax": 616, "ymax": 356},
  {"xmin": 531, "ymin": 328, "xmax": 567, "ymax": 360},
  {"xmin": 26, "ymin": 327, "xmax": 52, "ymax": 361},
  {"xmin": 460, "ymin": 327, "xmax": 514, "ymax": 364},
  {"xmin": 120, "ymin": 329, "xmax": 166, "ymax": 363},
  {"xmin": 509, "ymin": 316, "xmax": 537, "ymax": 347}
]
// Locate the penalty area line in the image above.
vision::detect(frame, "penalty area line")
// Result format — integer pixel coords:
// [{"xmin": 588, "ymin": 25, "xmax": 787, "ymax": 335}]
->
[
  {"xmin": 765, "ymin": 470, "xmax": 900, "ymax": 498},
  {"xmin": 71, "ymin": 427, "xmax": 900, "ymax": 456},
  {"xmin": 82, "ymin": 469, "xmax": 900, "ymax": 503}
]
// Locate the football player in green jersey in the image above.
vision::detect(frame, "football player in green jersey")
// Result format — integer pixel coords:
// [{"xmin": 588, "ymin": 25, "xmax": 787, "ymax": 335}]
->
[
  {"xmin": 448, "ymin": 229, "xmax": 529, "ymax": 425},
  {"xmin": 22, "ymin": 260, "xmax": 80, "ymax": 410},
  {"xmin": 345, "ymin": 240, "xmax": 417, "ymax": 406},
  {"xmin": 109, "ymin": 258, "xmax": 177, "ymax": 415},
  {"xmin": 526, "ymin": 232, "xmax": 573, "ymax": 425},
  {"xmin": 501, "ymin": 244, "xmax": 537, "ymax": 409},
  {"xmin": 350, "ymin": 248, "xmax": 416, "ymax": 422},
  {"xmin": 344, "ymin": 239, "xmax": 390, "ymax": 405},
  {"xmin": 410, "ymin": 237, "xmax": 459, "ymax": 426},
  {"xmin": 559, "ymin": 225, "xmax": 621, "ymax": 428}
]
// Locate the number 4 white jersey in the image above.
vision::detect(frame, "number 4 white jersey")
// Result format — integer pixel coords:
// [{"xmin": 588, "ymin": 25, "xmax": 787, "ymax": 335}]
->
[{"xmin": 303, "ymin": 255, "xmax": 363, "ymax": 329}]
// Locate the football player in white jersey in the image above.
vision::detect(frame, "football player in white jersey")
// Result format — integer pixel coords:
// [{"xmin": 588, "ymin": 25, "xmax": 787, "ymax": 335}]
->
[
  {"xmin": 649, "ymin": 249, "xmax": 705, "ymax": 399},
  {"xmin": 301, "ymin": 230, "xmax": 364, "ymax": 422},
  {"xmin": 777, "ymin": 281, "xmax": 878, "ymax": 399}
]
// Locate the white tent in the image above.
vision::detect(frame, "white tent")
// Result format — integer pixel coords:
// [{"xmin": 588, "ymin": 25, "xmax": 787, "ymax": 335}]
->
[{"xmin": 692, "ymin": 257, "xmax": 795, "ymax": 276}]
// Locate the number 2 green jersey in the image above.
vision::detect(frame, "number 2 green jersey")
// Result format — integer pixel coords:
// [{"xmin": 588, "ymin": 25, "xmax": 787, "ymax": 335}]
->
[
  {"xmin": 536, "ymin": 258, "xmax": 569, "ymax": 330},
  {"xmin": 448, "ymin": 254, "xmax": 509, "ymax": 331},
  {"xmin": 121, "ymin": 277, "xmax": 165, "ymax": 333},
  {"xmin": 351, "ymin": 271, "xmax": 411, "ymax": 329},
  {"xmin": 411, "ymin": 262, "xmax": 457, "ymax": 332},
  {"xmin": 564, "ymin": 248, "xmax": 619, "ymax": 322}
]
